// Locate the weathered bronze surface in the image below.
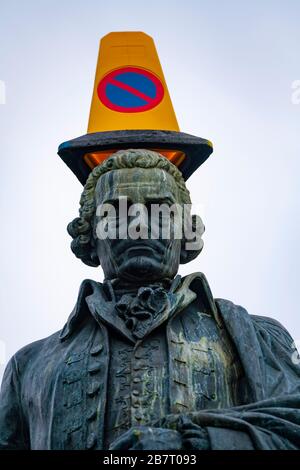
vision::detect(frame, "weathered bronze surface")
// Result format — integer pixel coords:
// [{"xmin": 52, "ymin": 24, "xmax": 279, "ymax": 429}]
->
[{"xmin": 0, "ymin": 149, "xmax": 300, "ymax": 450}]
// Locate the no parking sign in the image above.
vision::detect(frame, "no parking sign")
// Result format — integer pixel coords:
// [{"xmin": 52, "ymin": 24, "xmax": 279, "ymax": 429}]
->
[{"xmin": 97, "ymin": 67, "xmax": 164, "ymax": 113}]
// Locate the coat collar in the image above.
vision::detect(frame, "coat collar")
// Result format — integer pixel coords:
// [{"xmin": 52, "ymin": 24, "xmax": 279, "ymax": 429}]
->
[{"xmin": 59, "ymin": 272, "xmax": 221, "ymax": 342}]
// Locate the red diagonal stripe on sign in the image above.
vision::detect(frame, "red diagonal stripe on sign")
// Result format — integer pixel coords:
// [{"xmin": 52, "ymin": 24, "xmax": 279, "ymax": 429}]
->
[{"xmin": 109, "ymin": 78, "xmax": 154, "ymax": 104}]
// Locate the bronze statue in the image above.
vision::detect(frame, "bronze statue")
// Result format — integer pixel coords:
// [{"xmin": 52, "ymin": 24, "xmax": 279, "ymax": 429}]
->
[{"xmin": 1, "ymin": 33, "xmax": 300, "ymax": 450}]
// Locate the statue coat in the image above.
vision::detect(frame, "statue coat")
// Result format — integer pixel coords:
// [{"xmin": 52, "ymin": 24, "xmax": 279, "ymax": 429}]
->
[{"xmin": 0, "ymin": 273, "xmax": 300, "ymax": 450}]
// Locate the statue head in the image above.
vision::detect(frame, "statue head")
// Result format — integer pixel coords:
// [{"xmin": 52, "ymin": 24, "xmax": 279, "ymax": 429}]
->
[{"xmin": 67, "ymin": 149, "xmax": 204, "ymax": 283}]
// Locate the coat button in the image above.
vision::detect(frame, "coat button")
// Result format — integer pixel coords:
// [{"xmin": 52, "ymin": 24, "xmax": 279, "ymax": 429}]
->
[
  {"xmin": 86, "ymin": 433, "xmax": 97, "ymax": 449},
  {"xmin": 90, "ymin": 345, "xmax": 103, "ymax": 356},
  {"xmin": 132, "ymin": 389, "xmax": 139, "ymax": 396},
  {"xmin": 87, "ymin": 383, "xmax": 100, "ymax": 397},
  {"xmin": 134, "ymin": 352, "xmax": 144, "ymax": 360},
  {"xmin": 88, "ymin": 364, "xmax": 102, "ymax": 374},
  {"xmin": 86, "ymin": 409, "xmax": 97, "ymax": 421},
  {"xmin": 132, "ymin": 399, "xmax": 140, "ymax": 408}
]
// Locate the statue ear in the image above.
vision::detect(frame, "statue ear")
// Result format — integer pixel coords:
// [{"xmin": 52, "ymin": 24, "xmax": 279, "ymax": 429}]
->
[
  {"xmin": 180, "ymin": 214, "xmax": 205, "ymax": 264},
  {"xmin": 90, "ymin": 248, "xmax": 100, "ymax": 266},
  {"xmin": 90, "ymin": 228, "xmax": 101, "ymax": 267}
]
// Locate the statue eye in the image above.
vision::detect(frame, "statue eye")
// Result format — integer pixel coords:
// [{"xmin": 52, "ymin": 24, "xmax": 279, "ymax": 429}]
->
[
  {"xmin": 146, "ymin": 199, "xmax": 174, "ymax": 207},
  {"xmin": 102, "ymin": 199, "xmax": 122, "ymax": 217}
]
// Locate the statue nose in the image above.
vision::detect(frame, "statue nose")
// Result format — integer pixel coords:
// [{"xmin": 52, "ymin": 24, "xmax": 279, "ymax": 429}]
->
[
  {"xmin": 127, "ymin": 204, "xmax": 150, "ymax": 238},
  {"xmin": 139, "ymin": 207, "xmax": 149, "ymax": 228}
]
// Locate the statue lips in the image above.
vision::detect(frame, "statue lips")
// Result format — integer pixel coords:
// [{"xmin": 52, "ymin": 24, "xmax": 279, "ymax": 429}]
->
[
  {"xmin": 114, "ymin": 240, "xmax": 165, "ymax": 260},
  {"xmin": 126, "ymin": 245, "xmax": 156, "ymax": 256}
]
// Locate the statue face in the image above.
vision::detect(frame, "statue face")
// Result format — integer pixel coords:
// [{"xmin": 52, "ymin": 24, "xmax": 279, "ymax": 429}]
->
[{"xmin": 94, "ymin": 167, "xmax": 183, "ymax": 282}]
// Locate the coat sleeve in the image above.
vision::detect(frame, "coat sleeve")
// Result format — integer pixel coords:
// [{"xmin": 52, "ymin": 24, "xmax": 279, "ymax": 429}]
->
[
  {"xmin": 179, "ymin": 393, "xmax": 300, "ymax": 449},
  {"xmin": 0, "ymin": 355, "xmax": 29, "ymax": 449},
  {"xmin": 161, "ymin": 316, "xmax": 300, "ymax": 450}
]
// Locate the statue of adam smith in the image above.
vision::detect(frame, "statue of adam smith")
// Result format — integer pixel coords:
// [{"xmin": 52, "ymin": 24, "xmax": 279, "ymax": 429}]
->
[{"xmin": 0, "ymin": 149, "xmax": 300, "ymax": 450}]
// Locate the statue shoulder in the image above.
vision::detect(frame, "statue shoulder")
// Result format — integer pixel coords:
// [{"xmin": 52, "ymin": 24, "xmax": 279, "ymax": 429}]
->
[
  {"xmin": 8, "ymin": 330, "xmax": 61, "ymax": 378},
  {"xmin": 250, "ymin": 314, "xmax": 295, "ymax": 349},
  {"xmin": 216, "ymin": 297, "xmax": 295, "ymax": 350}
]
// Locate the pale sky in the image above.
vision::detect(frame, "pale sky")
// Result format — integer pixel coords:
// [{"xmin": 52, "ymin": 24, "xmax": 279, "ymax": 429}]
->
[{"xmin": 1, "ymin": 0, "xmax": 300, "ymax": 380}]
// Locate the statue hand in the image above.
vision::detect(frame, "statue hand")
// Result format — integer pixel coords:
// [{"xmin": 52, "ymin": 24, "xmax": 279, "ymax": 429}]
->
[
  {"xmin": 109, "ymin": 426, "xmax": 182, "ymax": 450},
  {"xmin": 159, "ymin": 415, "xmax": 211, "ymax": 450},
  {"xmin": 177, "ymin": 416, "xmax": 210, "ymax": 450}
]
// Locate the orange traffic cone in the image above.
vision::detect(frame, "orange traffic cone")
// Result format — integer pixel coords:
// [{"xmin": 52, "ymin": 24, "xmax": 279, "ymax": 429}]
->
[{"xmin": 58, "ymin": 32, "xmax": 213, "ymax": 184}]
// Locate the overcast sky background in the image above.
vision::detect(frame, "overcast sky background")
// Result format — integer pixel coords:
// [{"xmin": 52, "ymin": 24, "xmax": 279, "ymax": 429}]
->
[{"xmin": 0, "ymin": 0, "xmax": 300, "ymax": 380}]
